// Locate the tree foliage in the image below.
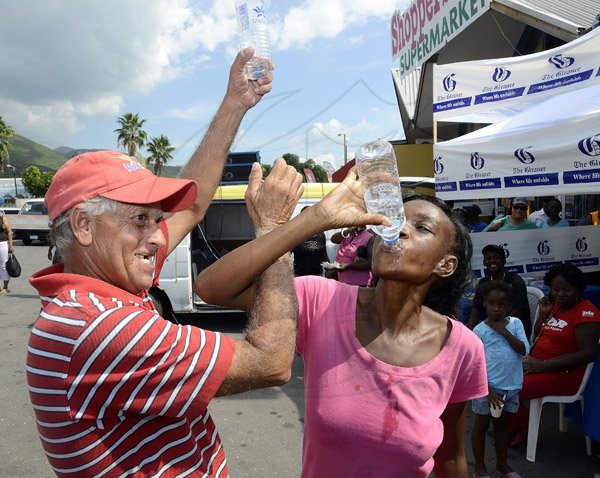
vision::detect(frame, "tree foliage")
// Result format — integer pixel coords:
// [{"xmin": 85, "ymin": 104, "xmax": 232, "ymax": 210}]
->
[
  {"xmin": 277, "ymin": 152, "xmax": 329, "ymax": 182},
  {"xmin": 308, "ymin": 162, "xmax": 329, "ymax": 182},
  {"xmin": 115, "ymin": 113, "xmax": 147, "ymax": 157},
  {"xmin": 146, "ymin": 135, "xmax": 175, "ymax": 177},
  {"xmin": 282, "ymin": 153, "xmax": 301, "ymax": 170},
  {"xmin": 0, "ymin": 116, "xmax": 16, "ymax": 172},
  {"xmin": 21, "ymin": 165, "xmax": 54, "ymax": 197},
  {"xmin": 261, "ymin": 163, "xmax": 272, "ymax": 177}
]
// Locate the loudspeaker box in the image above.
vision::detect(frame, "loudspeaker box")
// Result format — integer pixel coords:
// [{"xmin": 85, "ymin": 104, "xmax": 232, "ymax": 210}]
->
[{"xmin": 222, "ymin": 151, "xmax": 261, "ymax": 184}]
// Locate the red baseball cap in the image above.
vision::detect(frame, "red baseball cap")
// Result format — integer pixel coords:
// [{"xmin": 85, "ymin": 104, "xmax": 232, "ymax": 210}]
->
[{"xmin": 45, "ymin": 151, "xmax": 198, "ymax": 220}]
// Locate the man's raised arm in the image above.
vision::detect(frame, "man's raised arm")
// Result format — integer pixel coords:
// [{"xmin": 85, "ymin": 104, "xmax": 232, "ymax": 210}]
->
[
  {"xmin": 216, "ymin": 160, "xmax": 304, "ymax": 395},
  {"xmin": 165, "ymin": 48, "xmax": 273, "ymax": 253}
]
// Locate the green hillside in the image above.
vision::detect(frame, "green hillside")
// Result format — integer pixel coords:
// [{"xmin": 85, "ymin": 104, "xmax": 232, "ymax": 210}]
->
[
  {"xmin": 1, "ymin": 134, "xmax": 67, "ymax": 178},
  {"xmin": 1, "ymin": 134, "xmax": 184, "ymax": 179},
  {"xmin": 156, "ymin": 164, "xmax": 182, "ymax": 178}
]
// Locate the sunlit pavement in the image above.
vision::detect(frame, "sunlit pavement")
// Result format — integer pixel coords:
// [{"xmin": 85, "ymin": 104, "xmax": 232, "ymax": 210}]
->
[{"xmin": 1, "ymin": 243, "xmax": 598, "ymax": 477}]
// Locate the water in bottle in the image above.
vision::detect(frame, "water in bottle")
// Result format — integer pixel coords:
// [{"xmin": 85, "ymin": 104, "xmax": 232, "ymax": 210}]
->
[
  {"xmin": 355, "ymin": 140, "xmax": 405, "ymax": 249},
  {"xmin": 235, "ymin": 0, "xmax": 272, "ymax": 80}
]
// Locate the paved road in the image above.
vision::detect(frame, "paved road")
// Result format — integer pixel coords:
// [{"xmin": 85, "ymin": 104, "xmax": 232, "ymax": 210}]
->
[{"xmin": 1, "ymin": 244, "xmax": 599, "ymax": 477}]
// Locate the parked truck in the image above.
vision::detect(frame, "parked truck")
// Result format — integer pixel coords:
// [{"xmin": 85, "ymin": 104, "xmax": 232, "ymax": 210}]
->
[{"xmin": 9, "ymin": 199, "xmax": 50, "ymax": 245}]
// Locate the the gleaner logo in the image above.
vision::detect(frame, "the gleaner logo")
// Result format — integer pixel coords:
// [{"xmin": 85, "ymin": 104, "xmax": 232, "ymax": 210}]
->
[{"xmin": 111, "ymin": 152, "xmax": 144, "ymax": 173}]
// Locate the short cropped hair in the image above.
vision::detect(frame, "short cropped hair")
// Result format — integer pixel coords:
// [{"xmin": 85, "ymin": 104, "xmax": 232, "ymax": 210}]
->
[
  {"xmin": 479, "ymin": 280, "xmax": 513, "ymax": 305},
  {"xmin": 543, "ymin": 263, "xmax": 586, "ymax": 292},
  {"xmin": 49, "ymin": 197, "xmax": 120, "ymax": 260}
]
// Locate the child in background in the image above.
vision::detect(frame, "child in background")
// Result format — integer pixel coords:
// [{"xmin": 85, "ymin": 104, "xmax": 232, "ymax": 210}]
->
[{"xmin": 471, "ymin": 281, "xmax": 529, "ymax": 478}]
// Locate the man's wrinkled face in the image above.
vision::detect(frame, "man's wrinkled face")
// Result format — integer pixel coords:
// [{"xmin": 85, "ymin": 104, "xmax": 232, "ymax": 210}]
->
[{"xmin": 89, "ymin": 203, "xmax": 166, "ymax": 294}]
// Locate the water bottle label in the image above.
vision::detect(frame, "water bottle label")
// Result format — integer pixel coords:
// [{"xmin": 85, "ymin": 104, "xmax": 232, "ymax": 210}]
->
[
  {"xmin": 237, "ymin": 4, "xmax": 250, "ymax": 31},
  {"xmin": 249, "ymin": 3, "xmax": 268, "ymax": 25},
  {"xmin": 237, "ymin": 0, "xmax": 272, "ymax": 79}
]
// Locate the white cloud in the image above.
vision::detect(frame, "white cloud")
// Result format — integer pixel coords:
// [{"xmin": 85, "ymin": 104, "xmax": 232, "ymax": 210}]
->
[
  {"xmin": 166, "ymin": 103, "xmax": 213, "ymax": 121},
  {"xmin": 349, "ymin": 35, "xmax": 365, "ymax": 45},
  {"xmin": 0, "ymin": 0, "xmax": 406, "ymax": 148},
  {"xmin": 277, "ymin": 0, "xmax": 398, "ymax": 49},
  {"xmin": 1, "ymin": 1, "xmax": 200, "ymax": 103},
  {"xmin": 0, "ymin": 0, "xmax": 235, "ymax": 145},
  {"xmin": 311, "ymin": 118, "xmax": 379, "ymax": 147},
  {"xmin": 0, "ymin": 99, "xmax": 84, "ymax": 147},
  {"xmin": 305, "ymin": 118, "xmax": 385, "ymax": 166},
  {"xmin": 78, "ymin": 96, "xmax": 124, "ymax": 118},
  {"xmin": 311, "ymin": 153, "xmax": 339, "ymax": 173}
]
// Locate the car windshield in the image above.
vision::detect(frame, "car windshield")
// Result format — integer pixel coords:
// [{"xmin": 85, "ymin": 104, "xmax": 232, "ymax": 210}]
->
[{"xmin": 22, "ymin": 202, "xmax": 48, "ymax": 215}]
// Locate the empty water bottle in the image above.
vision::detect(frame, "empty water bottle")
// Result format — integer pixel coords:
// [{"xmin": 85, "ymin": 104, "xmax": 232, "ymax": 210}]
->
[
  {"xmin": 355, "ymin": 140, "xmax": 405, "ymax": 249},
  {"xmin": 235, "ymin": 0, "xmax": 272, "ymax": 80}
]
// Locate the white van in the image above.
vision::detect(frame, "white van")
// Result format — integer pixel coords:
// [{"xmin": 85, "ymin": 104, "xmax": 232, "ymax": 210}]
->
[{"xmin": 155, "ymin": 178, "xmax": 435, "ymax": 319}]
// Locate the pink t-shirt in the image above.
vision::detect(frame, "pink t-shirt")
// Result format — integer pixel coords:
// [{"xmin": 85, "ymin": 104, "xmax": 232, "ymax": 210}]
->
[
  {"xmin": 295, "ymin": 276, "xmax": 487, "ymax": 478},
  {"xmin": 335, "ymin": 228, "xmax": 373, "ymax": 286}
]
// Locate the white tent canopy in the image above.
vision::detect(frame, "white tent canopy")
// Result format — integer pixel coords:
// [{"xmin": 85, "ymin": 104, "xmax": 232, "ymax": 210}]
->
[
  {"xmin": 433, "ymin": 83, "xmax": 600, "ymax": 200},
  {"xmin": 432, "ymin": 27, "xmax": 600, "ymax": 124}
]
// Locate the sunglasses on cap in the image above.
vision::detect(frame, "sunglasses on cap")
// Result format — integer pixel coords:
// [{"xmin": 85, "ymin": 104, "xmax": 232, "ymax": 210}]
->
[{"xmin": 512, "ymin": 204, "xmax": 527, "ymax": 211}]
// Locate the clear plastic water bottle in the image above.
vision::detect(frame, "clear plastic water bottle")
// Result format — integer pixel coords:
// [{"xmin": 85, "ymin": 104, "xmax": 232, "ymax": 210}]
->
[
  {"xmin": 355, "ymin": 140, "xmax": 405, "ymax": 249},
  {"xmin": 235, "ymin": 0, "xmax": 272, "ymax": 80}
]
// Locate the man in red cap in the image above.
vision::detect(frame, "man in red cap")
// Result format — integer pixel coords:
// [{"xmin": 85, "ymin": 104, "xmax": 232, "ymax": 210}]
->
[{"xmin": 25, "ymin": 49, "xmax": 301, "ymax": 478}]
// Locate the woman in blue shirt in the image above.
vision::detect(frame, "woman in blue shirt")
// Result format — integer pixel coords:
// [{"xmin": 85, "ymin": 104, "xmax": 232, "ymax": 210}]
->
[{"xmin": 483, "ymin": 198, "xmax": 539, "ymax": 232}]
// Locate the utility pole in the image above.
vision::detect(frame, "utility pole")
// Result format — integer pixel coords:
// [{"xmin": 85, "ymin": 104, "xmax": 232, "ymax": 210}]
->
[
  {"xmin": 6, "ymin": 164, "xmax": 17, "ymax": 198},
  {"xmin": 337, "ymin": 133, "xmax": 347, "ymax": 164},
  {"xmin": 305, "ymin": 129, "xmax": 309, "ymax": 160}
]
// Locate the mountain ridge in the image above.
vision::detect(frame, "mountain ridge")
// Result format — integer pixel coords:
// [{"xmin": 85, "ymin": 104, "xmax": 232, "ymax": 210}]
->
[{"xmin": 2, "ymin": 135, "xmax": 182, "ymax": 179}]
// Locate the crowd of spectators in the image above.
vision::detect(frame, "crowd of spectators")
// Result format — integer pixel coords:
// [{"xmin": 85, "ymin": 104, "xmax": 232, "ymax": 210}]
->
[{"xmin": 453, "ymin": 195, "xmax": 598, "ymax": 232}]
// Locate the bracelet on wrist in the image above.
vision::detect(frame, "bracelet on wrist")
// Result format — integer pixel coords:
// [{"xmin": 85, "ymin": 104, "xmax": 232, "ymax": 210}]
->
[{"xmin": 341, "ymin": 229, "xmax": 349, "ymax": 238}]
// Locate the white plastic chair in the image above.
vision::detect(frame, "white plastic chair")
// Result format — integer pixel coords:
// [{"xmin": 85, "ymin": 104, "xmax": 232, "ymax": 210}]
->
[
  {"xmin": 526, "ymin": 286, "xmax": 545, "ymax": 343},
  {"xmin": 526, "ymin": 361, "xmax": 594, "ymax": 462}
]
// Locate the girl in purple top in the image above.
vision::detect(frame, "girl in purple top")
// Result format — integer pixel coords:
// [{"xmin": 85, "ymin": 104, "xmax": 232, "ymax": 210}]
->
[
  {"xmin": 196, "ymin": 173, "xmax": 488, "ymax": 477},
  {"xmin": 330, "ymin": 226, "xmax": 374, "ymax": 285}
]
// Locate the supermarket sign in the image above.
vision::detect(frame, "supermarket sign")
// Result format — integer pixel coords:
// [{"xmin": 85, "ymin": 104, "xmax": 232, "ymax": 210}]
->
[{"xmin": 391, "ymin": 0, "xmax": 490, "ymax": 78}]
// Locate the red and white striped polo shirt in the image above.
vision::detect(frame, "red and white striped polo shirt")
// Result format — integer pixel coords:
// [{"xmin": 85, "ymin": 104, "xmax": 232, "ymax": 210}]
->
[{"xmin": 27, "ymin": 266, "xmax": 234, "ymax": 477}]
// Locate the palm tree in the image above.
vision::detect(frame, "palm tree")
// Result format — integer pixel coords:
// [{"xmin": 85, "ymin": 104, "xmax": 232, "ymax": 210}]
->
[
  {"xmin": 146, "ymin": 135, "xmax": 175, "ymax": 177},
  {"xmin": 0, "ymin": 116, "xmax": 16, "ymax": 173},
  {"xmin": 114, "ymin": 113, "xmax": 147, "ymax": 157}
]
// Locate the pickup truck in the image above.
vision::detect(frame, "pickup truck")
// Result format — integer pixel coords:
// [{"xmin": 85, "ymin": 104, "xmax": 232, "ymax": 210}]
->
[{"xmin": 8, "ymin": 199, "xmax": 50, "ymax": 245}]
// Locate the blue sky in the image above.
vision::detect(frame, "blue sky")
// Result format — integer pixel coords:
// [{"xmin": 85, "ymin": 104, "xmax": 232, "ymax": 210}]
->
[{"xmin": 0, "ymin": 0, "xmax": 410, "ymax": 171}]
